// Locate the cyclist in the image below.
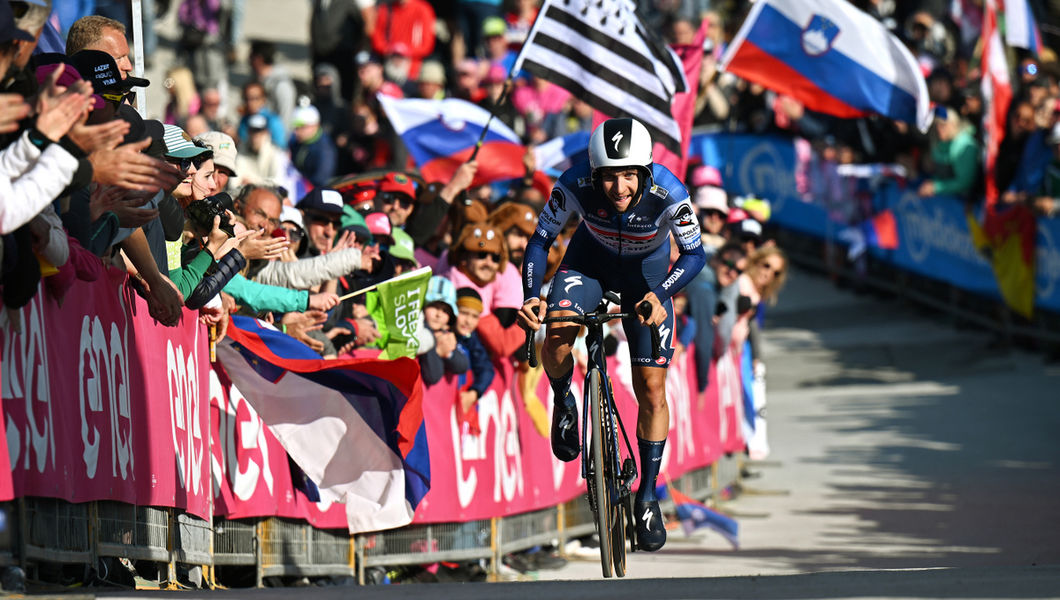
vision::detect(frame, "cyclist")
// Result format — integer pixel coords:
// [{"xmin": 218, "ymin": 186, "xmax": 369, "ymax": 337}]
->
[{"xmin": 518, "ymin": 118, "xmax": 706, "ymax": 551}]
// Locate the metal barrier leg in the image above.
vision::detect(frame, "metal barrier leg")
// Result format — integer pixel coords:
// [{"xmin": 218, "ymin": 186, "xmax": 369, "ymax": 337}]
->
[
  {"xmin": 165, "ymin": 508, "xmax": 179, "ymax": 590},
  {"xmin": 556, "ymin": 503, "xmax": 566, "ymax": 555},
  {"xmin": 488, "ymin": 517, "xmax": 500, "ymax": 580},
  {"xmin": 255, "ymin": 520, "xmax": 264, "ymax": 588}
]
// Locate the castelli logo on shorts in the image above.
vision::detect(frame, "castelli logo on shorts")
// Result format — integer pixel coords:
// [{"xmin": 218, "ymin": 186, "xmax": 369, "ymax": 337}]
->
[
  {"xmin": 655, "ymin": 356, "xmax": 666, "ymax": 365},
  {"xmin": 597, "ymin": 209, "xmax": 607, "ymax": 218},
  {"xmin": 559, "ymin": 299, "xmax": 571, "ymax": 308}
]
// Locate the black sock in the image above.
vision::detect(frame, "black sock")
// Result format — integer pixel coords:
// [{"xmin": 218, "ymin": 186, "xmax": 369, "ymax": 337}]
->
[
  {"xmin": 549, "ymin": 368, "xmax": 574, "ymax": 410},
  {"xmin": 636, "ymin": 438, "xmax": 665, "ymax": 503}
]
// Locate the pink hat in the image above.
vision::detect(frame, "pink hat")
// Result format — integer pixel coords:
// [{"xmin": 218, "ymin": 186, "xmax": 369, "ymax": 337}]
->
[
  {"xmin": 365, "ymin": 212, "xmax": 392, "ymax": 236},
  {"xmin": 35, "ymin": 63, "xmax": 105, "ymax": 110},
  {"xmin": 691, "ymin": 165, "xmax": 722, "ymax": 188},
  {"xmin": 485, "ymin": 64, "xmax": 506, "ymax": 84}
]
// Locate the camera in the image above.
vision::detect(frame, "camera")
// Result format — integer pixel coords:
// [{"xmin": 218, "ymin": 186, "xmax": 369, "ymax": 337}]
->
[{"xmin": 186, "ymin": 192, "xmax": 235, "ymax": 237}]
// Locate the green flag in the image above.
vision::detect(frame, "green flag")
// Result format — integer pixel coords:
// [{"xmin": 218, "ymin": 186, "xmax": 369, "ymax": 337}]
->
[{"xmin": 374, "ymin": 266, "xmax": 431, "ymax": 359}]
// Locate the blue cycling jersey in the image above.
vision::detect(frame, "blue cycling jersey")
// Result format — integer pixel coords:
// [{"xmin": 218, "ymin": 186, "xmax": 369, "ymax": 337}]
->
[{"xmin": 522, "ymin": 161, "xmax": 706, "ymax": 303}]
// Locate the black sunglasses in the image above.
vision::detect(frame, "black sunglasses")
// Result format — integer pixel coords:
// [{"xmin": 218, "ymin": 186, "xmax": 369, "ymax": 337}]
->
[
  {"xmin": 721, "ymin": 258, "xmax": 743, "ymax": 274},
  {"xmin": 167, "ymin": 154, "xmax": 211, "ymax": 172},
  {"xmin": 475, "ymin": 251, "xmax": 501, "ymax": 263},
  {"xmin": 380, "ymin": 192, "xmax": 414, "ymax": 209},
  {"xmin": 307, "ymin": 213, "xmax": 342, "ymax": 227}
]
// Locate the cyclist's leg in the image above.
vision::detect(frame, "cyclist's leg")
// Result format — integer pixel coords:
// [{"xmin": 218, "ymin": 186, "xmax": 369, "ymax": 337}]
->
[
  {"xmin": 623, "ymin": 297, "xmax": 676, "ymax": 551},
  {"xmin": 543, "ymin": 267, "xmax": 603, "ymax": 461}
]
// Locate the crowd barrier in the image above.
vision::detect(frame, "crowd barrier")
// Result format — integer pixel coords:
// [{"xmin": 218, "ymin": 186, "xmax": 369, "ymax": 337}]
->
[
  {"xmin": 690, "ymin": 131, "xmax": 1060, "ymax": 342},
  {"xmin": 0, "ymin": 272, "xmax": 746, "ymax": 587}
]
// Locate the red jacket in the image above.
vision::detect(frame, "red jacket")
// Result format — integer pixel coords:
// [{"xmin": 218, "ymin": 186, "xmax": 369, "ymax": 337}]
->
[{"xmin": 371, "ymin": 0, "xmax": 436, "ymax": 80}]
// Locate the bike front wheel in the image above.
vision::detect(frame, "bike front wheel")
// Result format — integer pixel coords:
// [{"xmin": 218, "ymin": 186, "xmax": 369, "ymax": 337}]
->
[{"xmin": 588, "ymin": 368, "xmax": 619, "ymax": 578}]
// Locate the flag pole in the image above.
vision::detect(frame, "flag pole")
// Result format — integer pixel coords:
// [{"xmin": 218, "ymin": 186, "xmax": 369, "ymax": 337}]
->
[
  {"xmin": 468, "ymin": 0, "xmax": 551, "ymax": 161},
  {"xmin": 337, "ymin": 266, "xmax": 433, "ymax": 302}
]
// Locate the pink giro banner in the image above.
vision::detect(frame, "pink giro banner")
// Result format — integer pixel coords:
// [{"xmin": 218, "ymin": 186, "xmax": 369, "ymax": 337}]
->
[
  {"xmin": 1, "ymin": 270, "xmax": 212, "ymax": 518},
  {"xmin": 413, "ymin": 344, "xmax": 727, "ymax": 523}
]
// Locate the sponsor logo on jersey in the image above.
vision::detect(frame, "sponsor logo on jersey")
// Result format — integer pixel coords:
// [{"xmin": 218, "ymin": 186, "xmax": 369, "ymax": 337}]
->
[
  {"xmin": 559, "ymin": 299, "xmax": 571, "ymax": 308},
  {"xmin": 548, "ymin": 188, "xmax": 565, "ymax": 213},
  {"xmin": 597, "ymin": 209, "xmax": 608, "ymax": 218},
  {"xmin": 577, "ymin": 176, "xmax": 593, "ymax": 188},
  {"xmin": 649, "ymin": 184, "xmax": 669, "ymax": 199},
  {"xmin": 671, "ymin": 204, "xmax": 694, "ymax": 227},
  {"xmin": 655, "ymin": 356, "xmax": 667, "ymax": 365},
  {"xmin": 661, "ymin": 267, "xmax": 685, "ymax": 290}
]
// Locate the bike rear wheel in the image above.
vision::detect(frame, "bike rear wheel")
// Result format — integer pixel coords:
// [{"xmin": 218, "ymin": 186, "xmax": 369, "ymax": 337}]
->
[{"xmin": 588, "ymin": 368, "xmax": 614, "ymax": 578}]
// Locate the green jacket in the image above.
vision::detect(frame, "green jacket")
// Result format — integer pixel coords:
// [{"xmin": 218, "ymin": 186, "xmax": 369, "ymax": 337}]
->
[
  {"xmin": 931, "ymin": 127, "xmax": 980, "ymax": 197},
  {"xmin": 223, "ymin": 274, "xmax": 309, "ymax": 314}
]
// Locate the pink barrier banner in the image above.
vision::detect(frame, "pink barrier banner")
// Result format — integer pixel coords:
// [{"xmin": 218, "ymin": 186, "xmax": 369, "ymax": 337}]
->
[
  {"xmin": 209, "ymin": 363, "xmax": 347, "ymax": 529},
  {"xmin": 413, "ymin": 343, "xmax": 725, "ymax": 523},
  {"xmin": 0, "ymin": 271, "xmax": 212, "ymax": 518},
  {"xmin": 0, "ymin": 271, "xmax": 742, "ymax": 529}
]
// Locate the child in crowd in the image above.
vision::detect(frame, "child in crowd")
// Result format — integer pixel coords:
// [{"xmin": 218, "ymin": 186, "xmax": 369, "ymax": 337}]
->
[
  {"xmin": 454, "ymin": 287, "xmax": 493, "ymax": 435},
  {"xmin": 419, "ymin": 300, "xmax": 469, "ymax": 385}
]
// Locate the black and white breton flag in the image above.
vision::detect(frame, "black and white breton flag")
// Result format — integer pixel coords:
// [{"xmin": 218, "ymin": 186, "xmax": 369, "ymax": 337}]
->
[{"xmin": 512, "ymin": 0, "xmax": 688, "ymax": 154}]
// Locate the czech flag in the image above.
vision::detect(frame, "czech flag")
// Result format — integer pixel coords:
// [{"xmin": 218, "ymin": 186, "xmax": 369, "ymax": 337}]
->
[
  {"xmin": 217, "ymin": 316, "xmax": 430, "ymax": 534},
  {"xmin": 661, "ymin": 484, "xmax": 739, "ymax": 549},
  {"xmin": 378, "ymin": 94, "xmax": 526, "ymax": 186},
  {"xmin": 720, "ymin": 0, "xmax": 931, "ymax": 133}
]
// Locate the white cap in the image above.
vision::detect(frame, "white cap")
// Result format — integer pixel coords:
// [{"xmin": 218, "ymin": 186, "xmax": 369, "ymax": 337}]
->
[
  {"xmin": 694, "ymin": 186, "xmax": 729, "ymax": 213},
  {"xmin": 280, "ymin": 205, "xmax": 304, "ymax": 228},
  {"xmin": 292, "ymin": 105, "xmax": 321, "ymax": 128}
]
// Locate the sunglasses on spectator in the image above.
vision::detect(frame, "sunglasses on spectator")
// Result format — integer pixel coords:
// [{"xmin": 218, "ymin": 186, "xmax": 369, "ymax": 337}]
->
[
  {"xmin": 760, "ymin": 261, "xmax": 785, "ymax": 275},
  {"xmin": 380, "ymin": 192, "xmax": 414, "ymax": 209},
  {"xmin": 702, "ymin": 209, "xmax": 726, "ymax": 219},
  {"xmin": 166, "ymin": 154, "xmax": 211, "ymax": 172},
  {"xmin": 720, "ymin": 258, "xmax": 743, "ymax": 274},
  {"xmin": 475, "ymin": 251, "xmax": 502, "ymax": 263},
  {"xmin": 741, "ymin": 234, "xmax": 762, "ymax": 246},
  {"xmin": 307, "ymin": 213, "xmax": 342, "ymax": 228},
  {"xmin": 102, "ymin": 90, "xmax": 130, "ymax": 103}
]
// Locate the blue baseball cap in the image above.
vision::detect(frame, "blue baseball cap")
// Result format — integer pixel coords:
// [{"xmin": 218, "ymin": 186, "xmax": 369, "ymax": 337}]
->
[{"xmin": 0, "ymin": 2, "xmax": 34, "ymax": 44}]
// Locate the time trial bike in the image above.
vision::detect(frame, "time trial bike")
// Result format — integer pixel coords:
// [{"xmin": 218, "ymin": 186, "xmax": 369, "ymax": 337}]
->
[{"xmin": 523, "ymin": 293, "xmax": 661, "ymax": 577}]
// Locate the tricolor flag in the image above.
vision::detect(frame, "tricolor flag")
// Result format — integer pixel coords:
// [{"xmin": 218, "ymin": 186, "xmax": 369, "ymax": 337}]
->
[
  {"xmin": 533, "ymin": 130, "xmax": 590, "ymax": 176},
  {"xmin": 512, "ymin": 0, "xmax": 688, "ymax": 154},
  {"xmin": 1005, "ymin": 0, "xmax": 1043, "ymax": 55},
  {"xmin": 720, "ymin": 0, "xmax": 931, "ymax": 132},
  {"xmin": 218, "ymin": 316, "xmax": 431, "ymax": 533},
  {"xmin": 663, "ymin": 484, "xmax": 739, "ymax": 549},
  {"xmin": 377, "ymin": 95, "xmax": 526, "ymax": 186}
]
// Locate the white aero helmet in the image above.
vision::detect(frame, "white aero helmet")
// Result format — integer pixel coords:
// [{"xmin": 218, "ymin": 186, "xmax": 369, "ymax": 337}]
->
[{"xmin": 588, "ymin": 118, "xmax": 653, "ymax": 173}]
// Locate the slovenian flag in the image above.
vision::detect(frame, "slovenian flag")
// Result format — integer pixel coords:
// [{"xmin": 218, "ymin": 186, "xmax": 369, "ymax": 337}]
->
[
  {"xmin": 378, "ymin": 94, "xmax": 527, "ymax": 186},
  {"xmin": 720, "ymin": 0, "xmax": 930, "ymax": 133},
  {"xmin": 662, "ymin": 484, "xmax": 739, "ymax": 549},
  {"xmin": 217, "ymin": 316, "xmax": 430, "ymax": 534}
]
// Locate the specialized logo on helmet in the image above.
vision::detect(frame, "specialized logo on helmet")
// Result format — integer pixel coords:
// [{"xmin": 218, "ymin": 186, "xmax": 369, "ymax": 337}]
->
[
  {"xmin": 671, "ymin": 204, "xmax": 694, "ymax": 227},
  {"xmin": 548, "ymin": 188, "xmax": 565, "ymax": 213},
  {"xmin": 603, "ymin": 119, "xmax": 632, "ymax": 159}
]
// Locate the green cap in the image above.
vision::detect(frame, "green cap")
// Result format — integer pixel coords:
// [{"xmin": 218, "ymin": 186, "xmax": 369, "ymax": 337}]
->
[
  {"xmin": 342, "ymin": 204, "xmax": 367, "ymax": 229},
  {"xmin": 389, "ymin": 227, "xmax": 418, "ymax": 265}
]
